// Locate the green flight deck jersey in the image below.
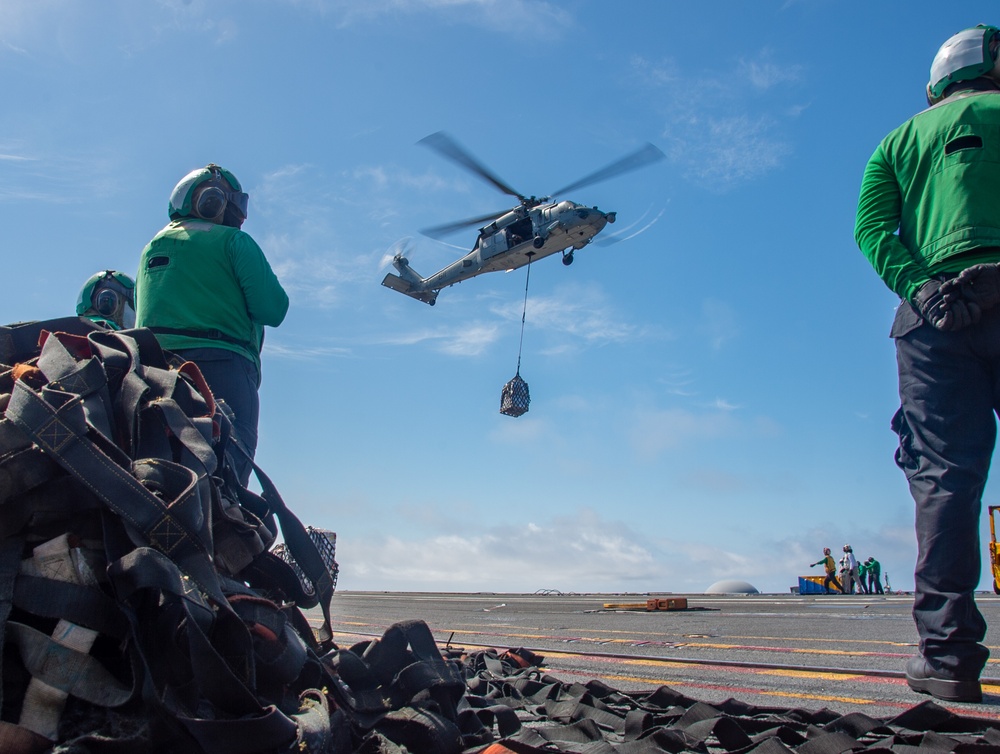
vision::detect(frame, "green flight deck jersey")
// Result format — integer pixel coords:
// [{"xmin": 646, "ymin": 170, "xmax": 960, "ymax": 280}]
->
[
  {"xmin": 135, "ymin": 218, "xmax": 288, "ymax": 377},
  {"xmin": 855, "ymin": 90, "xmax": 1000, "ymax": 303}
]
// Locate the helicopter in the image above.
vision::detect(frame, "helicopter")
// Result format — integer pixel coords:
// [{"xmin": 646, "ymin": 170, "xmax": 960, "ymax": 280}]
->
[{"xmin": 381, "ymin": 132, "xmax": 665, "ymax": 306}]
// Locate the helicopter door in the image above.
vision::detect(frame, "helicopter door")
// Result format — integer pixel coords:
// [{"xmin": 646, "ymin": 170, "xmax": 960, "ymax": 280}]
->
[
  {"xmin": 480, "ymin": 228, "xmax": 508, "ymax": 259},
  {"xmin": 505, "ymin": 217, "xmax": 533, "ymax": 248}
]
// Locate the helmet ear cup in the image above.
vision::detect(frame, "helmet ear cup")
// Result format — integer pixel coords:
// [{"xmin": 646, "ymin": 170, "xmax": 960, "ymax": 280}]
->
[
  {"xmin": 194, "ymin": 185, "xmax": 227, "ymax": 220},
  {"xmin": 990, "ymin": 34, "xmax": 1000, "ymax": 82}
]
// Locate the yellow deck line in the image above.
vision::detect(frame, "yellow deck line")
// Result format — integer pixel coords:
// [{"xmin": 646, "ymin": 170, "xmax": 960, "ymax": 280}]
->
[
  {"xmin": 595, "ymin": 673, "xmax": 879, "ymax": 706},
  {"xmin": 327, "ymin": 618, "xmax": 1000, "ymax": 658}
]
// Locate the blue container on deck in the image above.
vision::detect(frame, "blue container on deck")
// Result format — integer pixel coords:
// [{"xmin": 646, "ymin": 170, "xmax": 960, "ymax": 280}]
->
[{"xmin": 798, "ymin": 576, "xmax": 826, "ymax": 595}]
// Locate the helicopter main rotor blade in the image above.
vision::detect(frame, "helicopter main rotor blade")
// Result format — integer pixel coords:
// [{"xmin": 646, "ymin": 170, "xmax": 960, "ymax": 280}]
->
[
  {"xmin": 420, "ymin": 208, "xmax": 511, "ymax": 239},
  {"xmin": 551, "ymin": 142, "xmax": 666, "ymax": 197},
  {"xmin": 419, "ymin": 131, "xmax": 526, "ymax": 201}
]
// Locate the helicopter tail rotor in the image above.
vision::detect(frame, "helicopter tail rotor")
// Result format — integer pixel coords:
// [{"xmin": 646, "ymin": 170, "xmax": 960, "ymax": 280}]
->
[
  {"xmin": 380, "ymin": 238, "xmax": 438, "ymax": 305},
  {"xmin": 379, "ymin": 237, "xmax": 413, "ymax": 270},
  {"xmin": 388, "ymin": 239, "xmax": 422, "ymax": 285}
]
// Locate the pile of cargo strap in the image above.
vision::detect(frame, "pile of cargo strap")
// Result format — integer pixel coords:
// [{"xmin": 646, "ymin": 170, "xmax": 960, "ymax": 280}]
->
[
  {"xmin": 455, "ymin": 646, "xmax": 1000, "ymax": 753},
  {"xmin": 1, "ymin": 319, "xmax": 998, "ymax": 754}
]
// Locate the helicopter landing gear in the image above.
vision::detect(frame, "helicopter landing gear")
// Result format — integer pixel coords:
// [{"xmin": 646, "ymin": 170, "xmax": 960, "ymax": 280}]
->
[
  {"xmin": 562, "ymin": 250, "xmax": 574, "ymax": 266},
  {"xmin": 532, "ymin": 236, "xmax": 544, "ymax": 249}
]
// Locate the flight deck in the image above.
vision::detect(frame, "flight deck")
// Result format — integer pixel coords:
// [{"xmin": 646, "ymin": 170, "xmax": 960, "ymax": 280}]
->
[{"xmin": 311, "ymin": 591, "xmax": 1000, "ymax": 720}]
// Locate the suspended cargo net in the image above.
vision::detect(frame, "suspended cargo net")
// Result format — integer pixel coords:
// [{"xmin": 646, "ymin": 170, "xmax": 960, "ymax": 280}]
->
[
  {"xmin": 500, "ymin": 253, "xmax": 533, "ymax": 417},
  {"xmin": 500, "ymin": 371, "xmax": 530, "ymax": 417},
  {"xmin": 274, "ymin": 526, "xmax": 340, "ymax": 596}
]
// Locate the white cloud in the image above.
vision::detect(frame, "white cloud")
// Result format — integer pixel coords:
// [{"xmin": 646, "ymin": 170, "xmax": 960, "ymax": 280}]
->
[
  {"xmin": 378, "ymin": 322, "xmax": 501, "ymax": 356},
  {"xmin": 665, "ymin": 114, "xmax": 791, "ymax": 191},
  {"xmin": 491, "ymin": 283, "xmax": 648, "ymax": 345},
  {"xmin": 0, "ymin": 146, "xmax": 121, "ymax": 204},
  {"xmin": 351, "ymin": 165, "xmax": 464, "ymax": 195},
  {"xmin": 337, "ymin": 508, "xmax": 661, "ymax": 592},
  {"xmin": 332, "ymin": 505, "xmax": 904, "ymax": 594},
  {"xmin": 738, "ymin": 51, "xmax": 804, "ymax": 91},
  {"xmin": 265, "ymin": 340, "xmax": 353, "ymax": 361},
  {"xmin": 253, "ymin": 163, "xmax": 404, "ymax": 307},
  {"xmin": 631, "ymin": 50, "xmax": 803, "ymax": 192}
]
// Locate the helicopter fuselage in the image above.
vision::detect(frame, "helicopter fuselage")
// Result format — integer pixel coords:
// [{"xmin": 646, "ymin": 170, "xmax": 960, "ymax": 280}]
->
[{"xmin": 382, "ymin": 200, "xmax": 616, "ymax": 305}]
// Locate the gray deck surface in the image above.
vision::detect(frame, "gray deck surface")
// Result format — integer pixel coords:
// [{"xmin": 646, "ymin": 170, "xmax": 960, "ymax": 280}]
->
[{"xmin": 310, "ymin": 591, "xmax": 1000, "ymax": 721}]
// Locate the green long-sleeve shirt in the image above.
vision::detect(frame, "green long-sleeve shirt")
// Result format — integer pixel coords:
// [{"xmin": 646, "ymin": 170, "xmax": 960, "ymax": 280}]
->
[
  {"xmin": 136, "ymin": 219, "xmax": 288, "ymax": 375},
  {"xmin": 855, "ymin": 90, "xmax": 1000, "ymax": 302},
  {"xmin": 811, "ymin": 555, "xmax": 836, "ymax": 575}
]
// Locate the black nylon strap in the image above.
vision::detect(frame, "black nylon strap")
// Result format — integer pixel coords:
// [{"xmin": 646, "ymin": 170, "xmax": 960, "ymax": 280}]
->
[
  {"xmin": 0, "ymin": 317, "xmax": 101, "ymax": 366},
  {"xmin": 6, "ymin": 621, "xmax": 132, "ymax": 707},
  {"xmin": 6, "ymin": 380, "xmax": 226, "ymax": 606},
  {"xmin": 0, "ymin": 536, "xmax": 23, "ymax": 716},
  {"xmin": 146, "ymin": 326, "xmax": 256, "ymax": 353},
  {"xmin": 177, "ymin": 705, "xmax": 298, "ymax": 754},
  {"xmin": 13, "ymin": 576, "xmax": 127, "ymax": 639},
  {"xmin": 241, "ymin": 462, "xmax": 335, "ymax": 644}
]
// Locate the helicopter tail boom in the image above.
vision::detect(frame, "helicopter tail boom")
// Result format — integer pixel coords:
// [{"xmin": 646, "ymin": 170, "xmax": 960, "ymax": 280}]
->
[{"xmin": 381, "ymin": 271, "xmax": 439, "ymax": 306}]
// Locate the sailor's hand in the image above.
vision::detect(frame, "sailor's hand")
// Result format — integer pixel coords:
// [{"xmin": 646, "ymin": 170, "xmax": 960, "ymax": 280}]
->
[
  {"xmin": 951, "ymin": 263, "xmax": 1000, "ymax": 313},
  {"xmin": 914, "ymin": 279, "xmax": 980, "ymax": 331}
]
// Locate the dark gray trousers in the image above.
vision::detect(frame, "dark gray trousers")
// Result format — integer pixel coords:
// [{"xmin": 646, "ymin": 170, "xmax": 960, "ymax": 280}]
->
[
  {"xmin": 173, "ymin": 346, "xmax": 260, "ymax": 487},
  {"xmin": 891, "ymin": 301, "xmax": 992, "ymax": 678}
]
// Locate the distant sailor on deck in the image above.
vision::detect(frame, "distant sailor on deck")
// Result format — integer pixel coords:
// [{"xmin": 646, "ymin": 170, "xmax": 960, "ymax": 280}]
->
[{"xmin": 810, "ymin": 548, "xmax": 842, "ymax": 594}]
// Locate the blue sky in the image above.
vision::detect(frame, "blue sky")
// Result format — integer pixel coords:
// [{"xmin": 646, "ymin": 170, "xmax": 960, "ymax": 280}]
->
[{"xmin": 4, "ymin": 0, "xmax": 999, "ymax": 594}]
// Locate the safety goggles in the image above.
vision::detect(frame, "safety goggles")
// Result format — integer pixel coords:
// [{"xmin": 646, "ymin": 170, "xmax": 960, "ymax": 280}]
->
[{"xmin": 208, "ymin": 166, "xmax": 249, "ymax": 220}]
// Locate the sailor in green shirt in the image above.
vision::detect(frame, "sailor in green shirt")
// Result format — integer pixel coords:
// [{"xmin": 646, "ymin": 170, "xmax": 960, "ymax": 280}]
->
[
  {"xmin": 865, "ymin": 557, "xmax": 884, "ymax": 595},
  {"xmin": 76, "ymin": 270, "xmax": 136, "ymax": 331},
  {"xmin": 136, "ymin": 164, "xmax": 288, "ymax": 485},
  {"xmin": 854, "ymin": 25, "xmax": 1000, "ymax": 704}
]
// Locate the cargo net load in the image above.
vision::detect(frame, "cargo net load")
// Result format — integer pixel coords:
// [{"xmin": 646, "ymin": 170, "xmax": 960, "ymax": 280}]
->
[
  {"xmin": 500, "ymin": 255, "xmax": 533, "ymax": 418},
  {"xmin": 500, "ymin": 372, "xmax": 530, "ymax": 417},
  {"xmin": 273, "ymin": 526, "xmax": 339, "ymax": 596},
  {"xmin": 0, "ymin": 318, "xmax": 342, "ymax": 754}
]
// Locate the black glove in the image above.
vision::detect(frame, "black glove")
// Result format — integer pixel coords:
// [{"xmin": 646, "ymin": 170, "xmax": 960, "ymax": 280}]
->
[
  {"xmin": 913, "ymin": 279, "xmax": 980, "ymax": 331},
  {"xmin": 948, "ymin": 262, "xmax": 1000, "ymax": 312}
]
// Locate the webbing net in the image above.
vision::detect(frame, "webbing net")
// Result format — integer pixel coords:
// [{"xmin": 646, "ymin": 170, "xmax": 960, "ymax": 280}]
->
[{"xmin": 501, "ymin": 373, "xmax": 530, "ymax": 417}]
